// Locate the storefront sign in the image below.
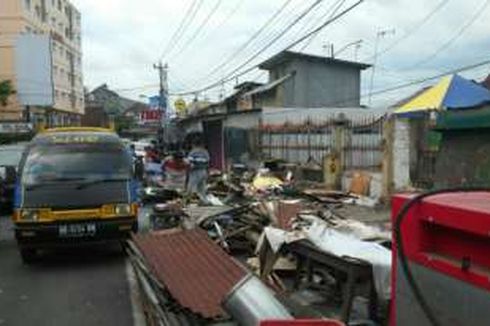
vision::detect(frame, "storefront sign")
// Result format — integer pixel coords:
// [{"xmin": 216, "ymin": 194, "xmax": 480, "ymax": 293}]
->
[{"xmin": 0, "ymin": 122, "xmax": 33, "ymax": 134}]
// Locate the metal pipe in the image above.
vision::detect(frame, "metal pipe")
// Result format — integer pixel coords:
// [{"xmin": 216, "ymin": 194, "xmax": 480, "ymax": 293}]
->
[{"xmin": 222, "ymin": 274, "xmax": 292, "ymax": 326}]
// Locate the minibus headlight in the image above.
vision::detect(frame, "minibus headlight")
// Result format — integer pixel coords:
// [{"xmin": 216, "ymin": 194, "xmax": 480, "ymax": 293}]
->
[
  {"xmin": 115, "ymin": 204, "xmax": 131, "ymax": 216},
  {"xmin": 21, "ymin": 209, "xmax": 39, "ymax": 221}
]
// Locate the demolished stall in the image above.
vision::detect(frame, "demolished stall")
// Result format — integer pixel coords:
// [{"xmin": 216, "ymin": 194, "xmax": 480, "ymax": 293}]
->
[{"xmin": 129, "ymin": 172, "xmax": 392, "ymax": 325}]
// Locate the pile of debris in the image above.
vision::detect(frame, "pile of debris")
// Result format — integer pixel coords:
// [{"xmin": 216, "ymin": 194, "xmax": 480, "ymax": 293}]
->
[{"xmin": 128, "ymin": 167, "xmax": 392, "ymax": 325}]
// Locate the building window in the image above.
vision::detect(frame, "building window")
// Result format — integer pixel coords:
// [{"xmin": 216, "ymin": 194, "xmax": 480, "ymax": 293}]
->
[
  {"xmin": 25, "ymin": 0, "xmax": 32, "ymax": 10},
  {"xmin": 57, "ymin": 0, "xmax": 62, "ymax": 11}
]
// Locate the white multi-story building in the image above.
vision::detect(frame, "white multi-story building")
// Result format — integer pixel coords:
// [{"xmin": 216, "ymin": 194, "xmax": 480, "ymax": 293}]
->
[{"xmin": 0, "ymin": 0, "xmax": 84, "ymax": 126}]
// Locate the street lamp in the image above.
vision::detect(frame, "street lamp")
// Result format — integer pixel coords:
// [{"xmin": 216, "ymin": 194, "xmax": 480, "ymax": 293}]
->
[{"xmin": 368, "ymin": 28, "xmax": 395, "ymax": 106}]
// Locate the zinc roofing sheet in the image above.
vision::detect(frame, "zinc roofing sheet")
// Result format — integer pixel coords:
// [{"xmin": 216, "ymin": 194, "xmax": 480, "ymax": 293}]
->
[{"xmin": 132, "ymin": 229, "xmax": 247, "ymax": 319}]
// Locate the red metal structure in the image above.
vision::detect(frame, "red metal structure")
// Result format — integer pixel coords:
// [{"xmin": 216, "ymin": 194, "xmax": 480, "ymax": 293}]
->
[
  {"xmin": 391, "ymin": 191, "xmax": 490, "ymax": 325},
  {"xmin": 260, "ymin": 320, "xmax": 344, "ymax": 326}
]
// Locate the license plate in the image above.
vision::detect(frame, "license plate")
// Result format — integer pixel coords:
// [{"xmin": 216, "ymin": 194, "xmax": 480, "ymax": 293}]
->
[{"xmin": 58, "ymin": 223, "xmax": 97, "ymax": 238}]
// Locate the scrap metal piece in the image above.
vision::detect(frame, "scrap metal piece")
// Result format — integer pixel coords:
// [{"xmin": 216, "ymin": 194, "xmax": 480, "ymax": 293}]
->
[
  {"xmin": 132, "ymin": 229, "xmax": 247, "ymax": 319},
  {"xmin": 223, "ymin": 274, "xmax": 292, "ymax": 326}
]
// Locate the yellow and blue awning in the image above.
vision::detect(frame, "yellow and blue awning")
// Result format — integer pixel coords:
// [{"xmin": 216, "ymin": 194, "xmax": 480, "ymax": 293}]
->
[{"xmin": 395, "ymin": 74, "xmax": 490, "ymax": 115}]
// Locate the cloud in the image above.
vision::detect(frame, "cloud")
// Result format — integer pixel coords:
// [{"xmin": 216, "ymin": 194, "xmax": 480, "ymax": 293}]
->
[{"xmin": 71, "ymin": 0, "xmax": 490, "ymax": 106}]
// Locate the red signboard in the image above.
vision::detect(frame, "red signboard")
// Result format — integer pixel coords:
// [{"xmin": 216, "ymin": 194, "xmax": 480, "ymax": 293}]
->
[{"xmin": 140, "ymin": 110, "xmax": 162, "ymax": 122}]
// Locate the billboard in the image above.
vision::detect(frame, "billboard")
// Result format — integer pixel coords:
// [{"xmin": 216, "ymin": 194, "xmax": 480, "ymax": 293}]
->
[
  {"xmin": 0, "ymin": 122, "xmax": 33, "ymax": 134},
  {"xmin": 140, "ymin": 110, "xmax": 162, "ymax": 122},
  {"xmin": 15, "ymin": 34, "xmax": 54, "ymax": 106}
]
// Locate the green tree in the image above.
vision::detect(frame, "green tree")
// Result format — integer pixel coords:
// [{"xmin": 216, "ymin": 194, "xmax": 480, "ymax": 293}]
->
[
  {"xmin": 114, "ymin": 115, "xmax": 136, "ymax": 133},
  {"xmin": 0, "ymin": 80, "xmax": 16, "ymax": 106}
]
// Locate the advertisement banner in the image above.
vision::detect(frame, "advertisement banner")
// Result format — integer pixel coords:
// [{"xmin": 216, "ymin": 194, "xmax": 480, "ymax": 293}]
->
[
  {"xmin": 0, "ymin": 122, "xmax": 33, "ymax": 134},
  {"xmin": 139, "ymin": 110, "xmax": 162, "ymax": 125},
  {"xmin": 15, "ymin": 35, "xmax": 54, "ymax": 106}
]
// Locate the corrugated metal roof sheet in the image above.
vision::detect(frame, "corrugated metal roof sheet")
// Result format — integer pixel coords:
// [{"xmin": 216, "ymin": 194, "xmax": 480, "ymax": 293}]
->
[
  {"xmin": 243, "ymin": 73, "xmax": 294, "ymax": 97},
  {"xmin": 132, "ymin": 229, "xmax": 247, "ymax": 319},
  {"xmin": 262, "ymin": 106, "xmax": 388, "ymax": 125},
  {"xmin": 258, "ymin": 50, "xmax": 371, "ymax": 70}
]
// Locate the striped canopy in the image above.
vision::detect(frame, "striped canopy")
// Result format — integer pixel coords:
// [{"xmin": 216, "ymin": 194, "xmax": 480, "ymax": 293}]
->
[{"xmin": 395, "ymin": 74, "xmax": 490, "ymax": 114}]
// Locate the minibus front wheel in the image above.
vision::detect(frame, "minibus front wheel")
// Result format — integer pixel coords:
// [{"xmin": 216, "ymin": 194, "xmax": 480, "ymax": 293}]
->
[{"xmin": 19, "ymin": 247, "xmax": 38, "ymax": 264}]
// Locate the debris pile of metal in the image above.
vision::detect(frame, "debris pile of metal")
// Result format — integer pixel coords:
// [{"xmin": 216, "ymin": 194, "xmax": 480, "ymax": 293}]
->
[{"xmin": 129, "ymin": 167, "xmax": 392, "ymax": 325}]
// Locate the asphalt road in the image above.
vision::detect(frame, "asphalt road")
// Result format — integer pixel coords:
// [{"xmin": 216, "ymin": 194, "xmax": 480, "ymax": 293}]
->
[{"xmin": 0, "ymin": 215, "xmax": 144, "ymax": 326}]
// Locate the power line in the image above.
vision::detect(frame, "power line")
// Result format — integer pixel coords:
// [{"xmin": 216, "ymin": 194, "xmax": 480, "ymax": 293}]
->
[
  {"xmin": 219, "ymin": 0, "xmax": 325, "ymax": 79},
  {"xmin": 206, "ymin": 0, "xmax": 245, "ymax": 35},
  {"xmin": 159, "ymin": 0, "xmax": 204, "ymax": 61},
  {"xmin": 157, "ymin": 0, "xmax": 198, "ymax": 61},
  {"xmin": 299, "ymin": 0, "xmax": 347, "ymax": 52},
  {"xmin": 189, "ymin": 0, "xmax": 325, "ymax": 94},
  {"xmin": 365, "ymin": 0, "xmax": 450, "ymax": 62},
  {"xmin": 113, "ymin": 84, "xmax": 160, "ymax": 92},
  {"xmin": 90, "ymin": 58, "xmax": 490, "ymax": 99},
  {"xmin": 191, "ymin": 0, "xmax": 245, "ymax": 54},
  {"xmin": 175, "ymin": 0, "xmax": 364, "ymax": 96},
  {"xmin": 334, "ymin": 57, "xmax": 490, "ymax": 107},
  {"xmin": 183, "ymin": 0, "xmax": 313, "ymax": 89},
  {"xmin": 406, "ymin": 0, "xmax": 490, "ymax": 69},
  {"xmin": 168, "ymin": 0, "xmax": 223, "ymax": 60},
  {"xmin": 197, "ymin": 0, "xmax": 294, "ymax": 84}
]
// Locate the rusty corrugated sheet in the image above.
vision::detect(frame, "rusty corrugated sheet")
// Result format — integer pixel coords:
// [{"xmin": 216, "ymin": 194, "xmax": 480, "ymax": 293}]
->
[
  {"xmin": 276, "ymin": 201, "xmax": 302, "ymax": 230},
  {"xmin": 132, "ymin": 229, "xmax": 247, "ymax": 319}
]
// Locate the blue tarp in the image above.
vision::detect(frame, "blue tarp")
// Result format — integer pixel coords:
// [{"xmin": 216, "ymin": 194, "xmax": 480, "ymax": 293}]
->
[{"xmin": 443, "ymin": 74, "xmax": 490, "ymax": 109}]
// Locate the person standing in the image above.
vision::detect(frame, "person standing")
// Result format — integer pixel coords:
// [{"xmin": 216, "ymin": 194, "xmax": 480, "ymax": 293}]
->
[
  {"xmin": 162, "ymin": 151, "xmax": 189, "ymax": 192},
  {"xmin": 187, "ymin": 139, "xmax": 210, "ymax": 201}
]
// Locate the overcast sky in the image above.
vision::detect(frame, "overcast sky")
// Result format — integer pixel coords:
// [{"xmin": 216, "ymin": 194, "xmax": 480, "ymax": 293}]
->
[{"xmin": 71, "ymin": 0, "xmax": 490, "ymax": 107}]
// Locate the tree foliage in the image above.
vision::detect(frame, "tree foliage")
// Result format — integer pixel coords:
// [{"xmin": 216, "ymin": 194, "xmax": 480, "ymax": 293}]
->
[{"xmin": 0, "ymin": 80, "xmax": 16, "ymax": 106}]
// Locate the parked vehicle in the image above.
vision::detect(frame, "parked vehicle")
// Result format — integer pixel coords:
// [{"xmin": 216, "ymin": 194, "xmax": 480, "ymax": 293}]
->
[
  {"xmin": 12, "ymin": 127, "xmax": 139, "ymax": 263},
  {"xmin": 0, "ymin": 143, "xmax": 26, "ymax": 212}
]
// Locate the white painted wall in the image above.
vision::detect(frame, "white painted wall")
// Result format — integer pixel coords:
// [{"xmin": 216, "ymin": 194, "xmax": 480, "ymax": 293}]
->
[{"xmin": 392, "ymin": 119, "xmax": 411, "ymax": 190}]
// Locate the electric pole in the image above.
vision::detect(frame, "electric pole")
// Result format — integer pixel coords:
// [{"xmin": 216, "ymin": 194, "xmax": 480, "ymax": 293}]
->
[
  {"xmin": 368, "ymin": 29, "xmax": 395, "ymax": 106},
  {"xmin": 153, "ymin": 61, "xmax": 168, "ymax": 152}
]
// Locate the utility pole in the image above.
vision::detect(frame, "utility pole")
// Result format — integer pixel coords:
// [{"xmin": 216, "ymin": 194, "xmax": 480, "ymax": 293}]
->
[
  {"xmin": 153, "ymin": 61, "xmax": 168, "ymax": 152},
  {"xmin": 368, "ymin": 29, "xmax": 395, "ymax": 106}
]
